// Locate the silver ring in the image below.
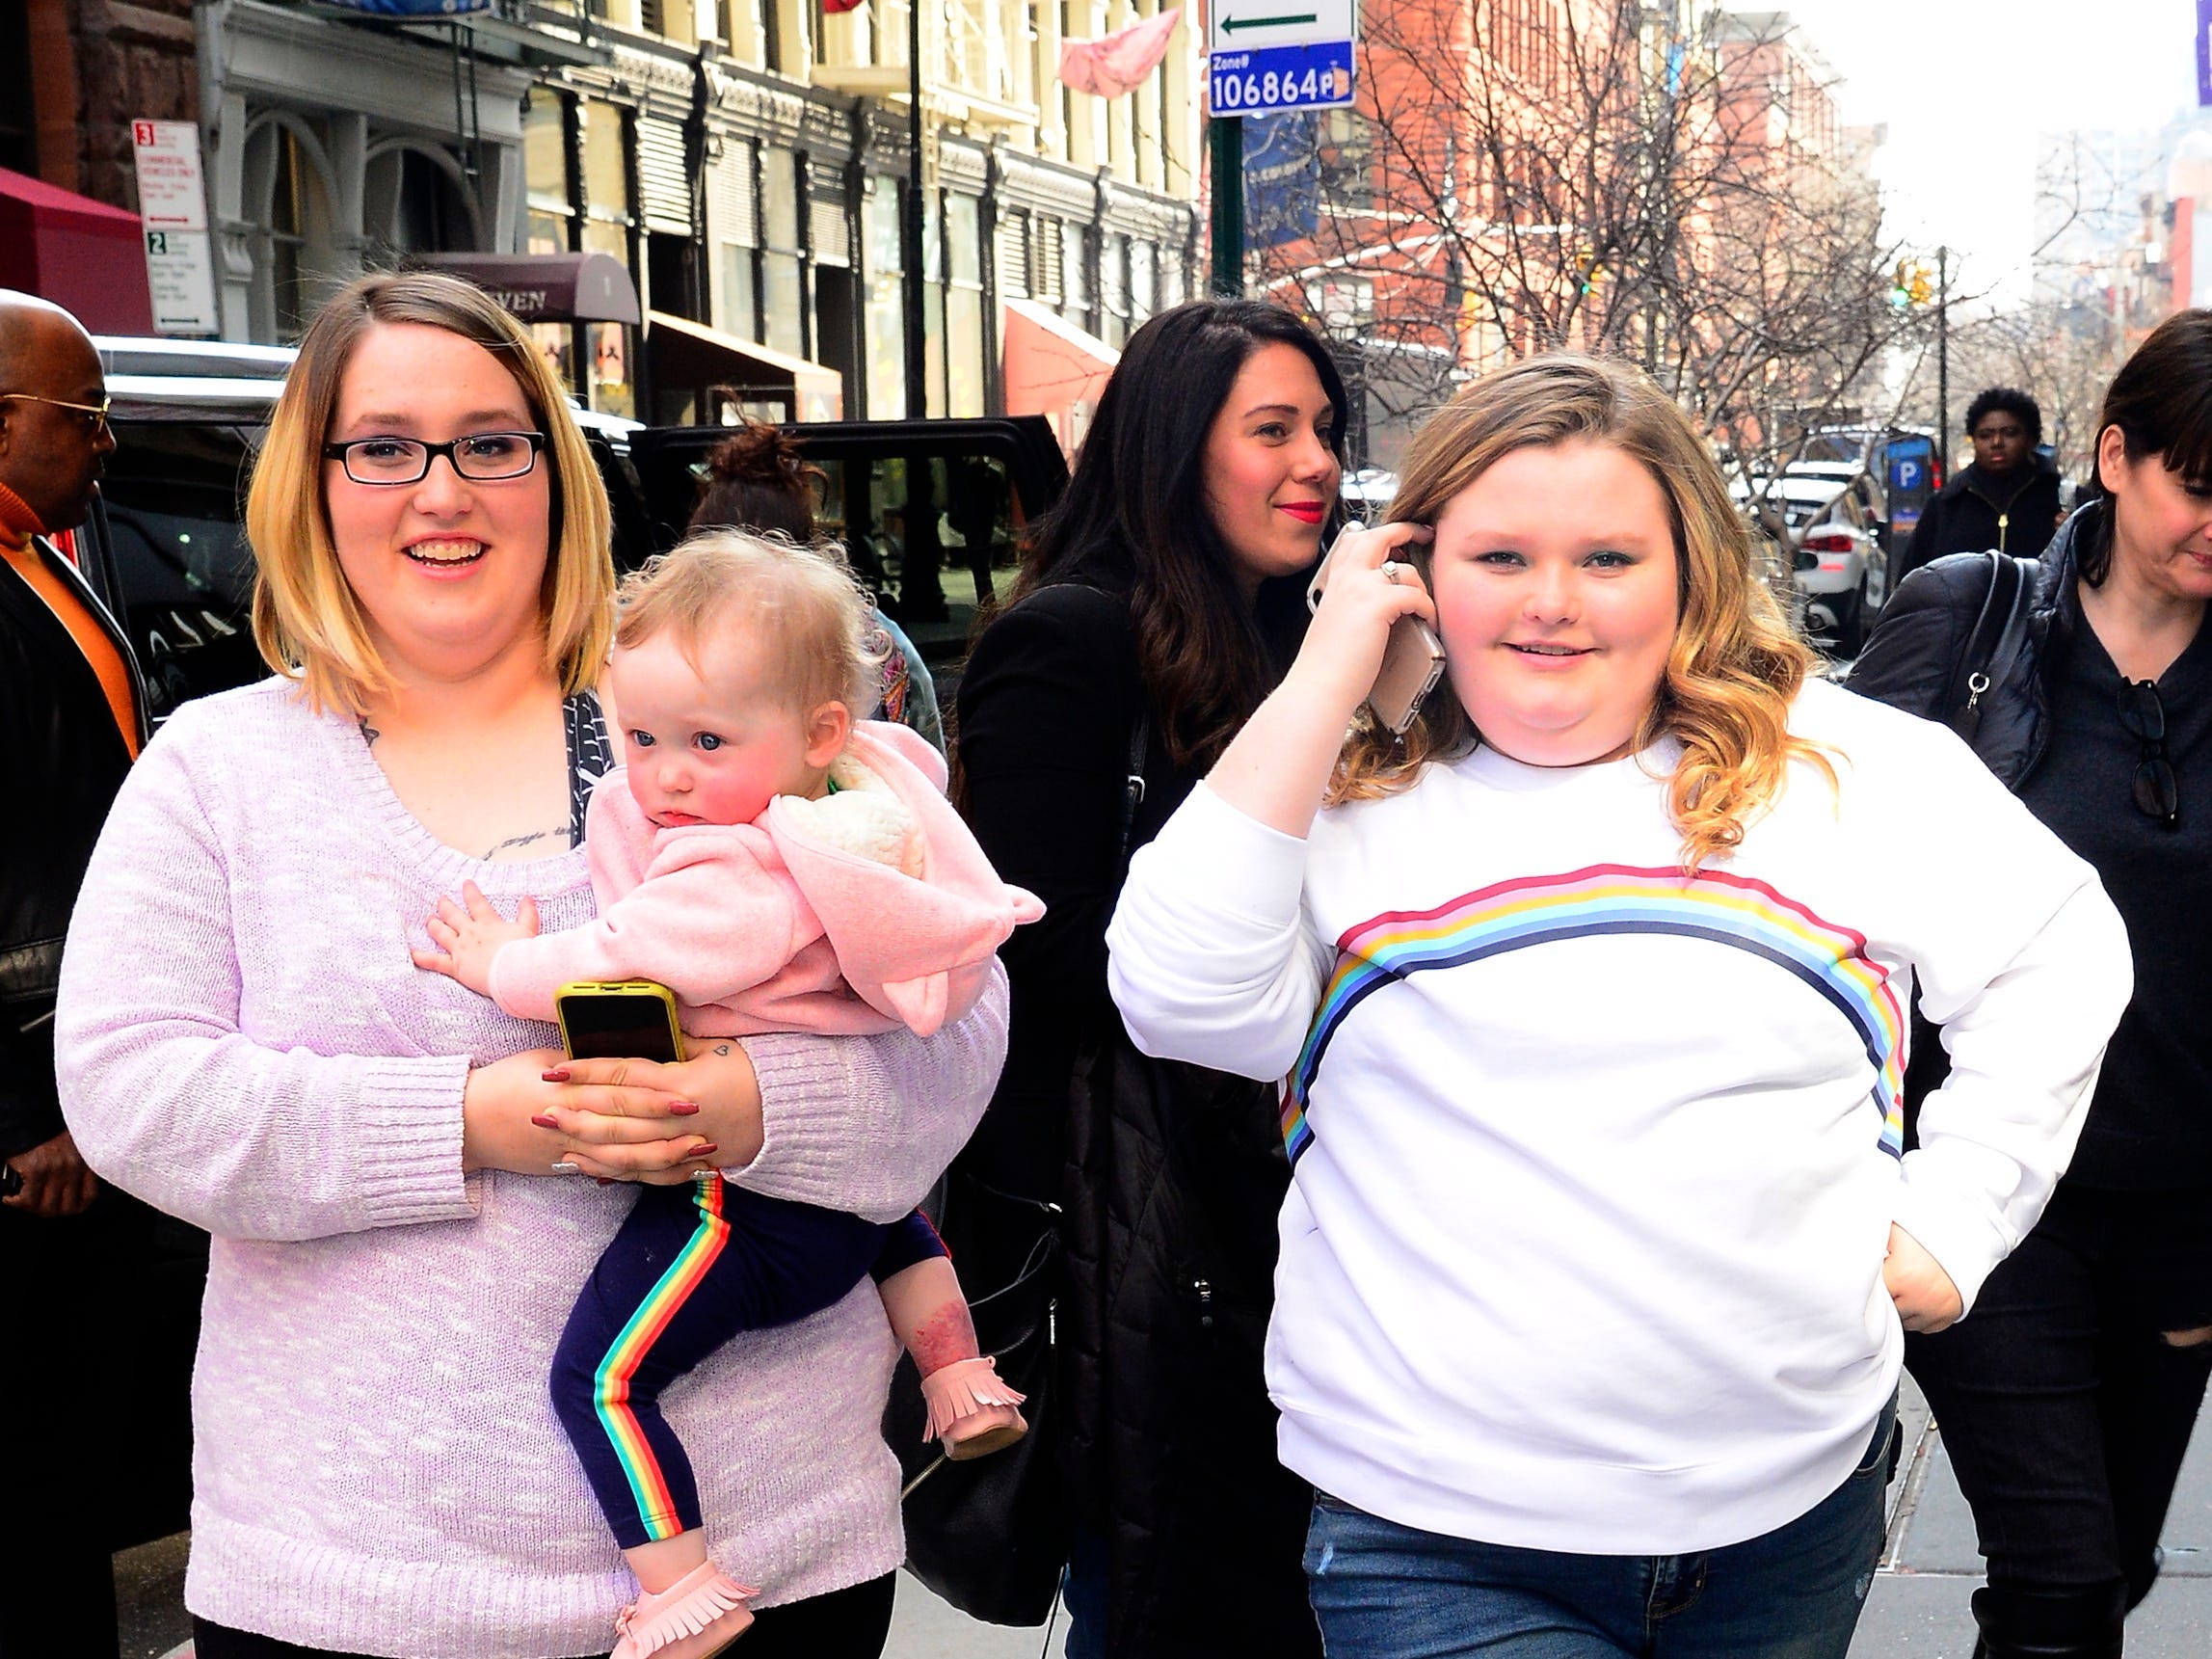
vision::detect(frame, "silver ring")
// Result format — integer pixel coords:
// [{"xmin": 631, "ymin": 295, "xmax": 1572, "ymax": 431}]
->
[{"xmin": 1382, "ymin": 561, "xmax": 1402, "ymax": 585}]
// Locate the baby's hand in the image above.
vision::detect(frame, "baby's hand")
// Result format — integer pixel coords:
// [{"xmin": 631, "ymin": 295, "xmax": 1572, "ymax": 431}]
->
[{"xmin": 412, "ymin": 880, "xmax": 541, "ymax": 998}]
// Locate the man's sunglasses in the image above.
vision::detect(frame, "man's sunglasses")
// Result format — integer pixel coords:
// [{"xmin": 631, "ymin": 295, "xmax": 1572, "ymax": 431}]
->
[
  {"xmin": 2118, "ymin": 679, "xmax": 2180, "ymax": 831},
  {"xmin": 0, "ymin": 391, "xmax": 112, "ymax": 436}
]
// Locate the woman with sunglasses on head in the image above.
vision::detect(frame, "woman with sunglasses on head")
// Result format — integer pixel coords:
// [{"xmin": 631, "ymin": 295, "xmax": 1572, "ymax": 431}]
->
[
  {"xmin": 1851, "ymin": 309, "xmax": 2212, "ymax": 1659},
  {"xmin": 1108, "ymin": 352, "xmax": 2131, "ymax": 1659},
  {"xmin": 51, "ymin": 272, "xmax": 1005, "ymax": 1659}
]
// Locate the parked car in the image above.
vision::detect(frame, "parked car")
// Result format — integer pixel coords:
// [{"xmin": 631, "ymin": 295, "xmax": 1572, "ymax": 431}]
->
[
  {"xmin": 1795, "ymin": 424, "xmax": 1943, "ymax": 545},
  {"xmin": 65, "ymin": 335, "xmax": 1068, "ymax": 723},
  {"xmin": 1732, "ymin": 470, "xmax": 1890, "ymax": 656}
]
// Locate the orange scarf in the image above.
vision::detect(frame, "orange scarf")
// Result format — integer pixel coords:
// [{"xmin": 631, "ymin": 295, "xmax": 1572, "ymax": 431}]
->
[{"xmin": 0, "ymin": 480, "xmax": 142, "ymax": 759}]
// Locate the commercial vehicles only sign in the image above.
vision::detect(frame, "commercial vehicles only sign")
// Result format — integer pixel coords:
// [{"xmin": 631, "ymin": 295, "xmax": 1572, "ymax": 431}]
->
[
  {"xmin": 132, "ymin": 120, "xmax": 220, "ymax": 335},
  {"xmin": 1208, "ymin": 0, "xmax": 1357, "ymax": 115}
]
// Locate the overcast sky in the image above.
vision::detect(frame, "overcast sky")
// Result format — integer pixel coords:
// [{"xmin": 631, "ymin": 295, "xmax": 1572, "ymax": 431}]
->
[{"xmin": 1772, "ymin": 0, "xmax": 2202, "ymax": 299}]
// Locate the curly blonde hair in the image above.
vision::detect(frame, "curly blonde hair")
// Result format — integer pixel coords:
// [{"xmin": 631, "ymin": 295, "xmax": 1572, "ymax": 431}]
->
[{"xmin": 1331, "ymin": 354, "xmax": 1830, "ymax": 868}]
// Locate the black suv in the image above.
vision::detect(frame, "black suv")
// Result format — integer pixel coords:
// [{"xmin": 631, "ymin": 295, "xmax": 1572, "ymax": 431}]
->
[{"xmin": 71, "ymin": 336, "xmax": 1069, "ymax": 725}]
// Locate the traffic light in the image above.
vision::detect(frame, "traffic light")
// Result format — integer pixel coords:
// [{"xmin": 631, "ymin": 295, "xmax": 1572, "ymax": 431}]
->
[{"xmin": 1889, "ymin": 258, "xmax": 1934, "ymax": 308}]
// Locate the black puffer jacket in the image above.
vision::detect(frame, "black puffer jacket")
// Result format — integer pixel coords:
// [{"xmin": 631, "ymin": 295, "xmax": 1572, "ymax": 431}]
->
[
  {"xmin": 955, "ymin": 580, "xmax": 1321, "ymax": 1659},
  {"xmin": 0, "ymin": 535, "xmax": 146, "ymax": 1160},
  {"xmin": 1848, "ymin": 500, "xmax": 2096, "ymax": 788}
]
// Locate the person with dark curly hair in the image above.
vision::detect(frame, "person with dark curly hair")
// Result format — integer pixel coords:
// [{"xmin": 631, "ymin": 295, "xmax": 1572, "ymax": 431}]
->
[
  {"xmin": 1894, "ymin": 387, "xmax": 2065, "ymax": 589},
  {"xmin": 691, "ymin": 422, "xmax": 943, "ymax": 751}
]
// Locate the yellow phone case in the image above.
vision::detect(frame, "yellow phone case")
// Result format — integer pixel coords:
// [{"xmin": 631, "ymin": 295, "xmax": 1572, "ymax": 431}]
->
[{"xmin": 553, "ymin": 979, "xmax": 688, "ymax": 1063}]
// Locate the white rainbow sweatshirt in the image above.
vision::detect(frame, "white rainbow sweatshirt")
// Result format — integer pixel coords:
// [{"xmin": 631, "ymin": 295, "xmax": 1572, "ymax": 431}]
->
[{"xmin": 1106, "ymin": 680, "xmax": 2130, "ymax": 1554}]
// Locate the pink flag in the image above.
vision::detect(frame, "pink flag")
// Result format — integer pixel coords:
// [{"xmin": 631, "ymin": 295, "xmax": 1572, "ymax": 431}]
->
[{"xmin": 1058, "ymin": 7, "xmax": 1182, "ymax": 98}]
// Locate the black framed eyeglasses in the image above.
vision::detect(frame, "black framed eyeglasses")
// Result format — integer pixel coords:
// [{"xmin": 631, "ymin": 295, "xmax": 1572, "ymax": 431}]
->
[
  {"xmin": 321, "ymin": 431, "xmax": 546, "ymax": 486},
  {"xmin": 0, "ymin": 391, "xmax": 112, "ymax": 435},
  {"xmin": 2117, "ymin": 678, "xmax": 2180, "ymax": 830}
]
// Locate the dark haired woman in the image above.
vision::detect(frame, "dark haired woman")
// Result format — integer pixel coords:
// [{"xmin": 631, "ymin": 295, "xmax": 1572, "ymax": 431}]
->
[
  {"xmin": 1852, "ymin": 308, "xmax": 2212, "ymax": 1659},
  {"xmin": 691, "ymin": 421, "xmax": 943, "ymax": 750},
  {"xmin": 952, "ymin": 298, "xmax": 1342, "ymax": 1659}
]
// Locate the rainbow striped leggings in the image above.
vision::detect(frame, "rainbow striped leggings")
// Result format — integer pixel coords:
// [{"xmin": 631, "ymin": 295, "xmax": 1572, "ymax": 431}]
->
[{"xmin": 551, "ymin": 1172, "xmax": 946, "ymax": 1547}]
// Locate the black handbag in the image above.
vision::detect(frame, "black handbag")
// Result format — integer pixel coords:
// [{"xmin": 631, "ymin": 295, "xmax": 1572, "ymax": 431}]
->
[
  {"xmin": 889, "ymin": 715, "xmax": 1156, "ymax": 1624},
  {"xmin": 889, "ymin": 1180, "xmax": 1068, "ymax": 1625}
]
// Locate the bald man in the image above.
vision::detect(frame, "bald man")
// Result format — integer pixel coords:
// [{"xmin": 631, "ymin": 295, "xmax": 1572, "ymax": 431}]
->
[{"xmin": 0, "ymin": 290, "xmax": 150, "ymax": 1658}]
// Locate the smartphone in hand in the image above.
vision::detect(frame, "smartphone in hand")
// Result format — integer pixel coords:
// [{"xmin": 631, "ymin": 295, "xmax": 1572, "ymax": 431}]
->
[
  {"xmin": 554, "ymin": 979, "xmax": 688, "ymax": 1064},
  {"xmin": 1308, "ymin": 521, "xmax": 1447, "ymax": 736}
]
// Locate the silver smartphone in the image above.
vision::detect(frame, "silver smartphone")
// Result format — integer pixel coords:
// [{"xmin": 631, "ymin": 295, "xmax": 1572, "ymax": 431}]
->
[{"xmin": 1306, "ymin": 522, "xmax": 1447, "ymax": 736}]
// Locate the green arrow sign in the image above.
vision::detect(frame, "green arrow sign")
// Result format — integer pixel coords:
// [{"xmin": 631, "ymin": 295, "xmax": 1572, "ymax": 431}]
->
[{"xmin": 1220, "ymin": 12, "xmax": 1318, "ymax": 30}]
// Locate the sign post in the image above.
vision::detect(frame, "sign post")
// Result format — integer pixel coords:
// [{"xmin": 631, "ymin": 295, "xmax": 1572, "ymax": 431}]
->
[
  {"xmin": 131, "ymin": 120, "xmax": 220, "ymax": 335},
  {"xmin": 1206, "ymin": 0, "xmax": 1355, "ymax": 294}
]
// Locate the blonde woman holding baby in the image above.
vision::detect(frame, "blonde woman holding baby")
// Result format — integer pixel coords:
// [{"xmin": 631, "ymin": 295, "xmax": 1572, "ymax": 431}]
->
[{"xmin": 54, "ymin": 272, "xmax": 1007, "ymax": 1659}]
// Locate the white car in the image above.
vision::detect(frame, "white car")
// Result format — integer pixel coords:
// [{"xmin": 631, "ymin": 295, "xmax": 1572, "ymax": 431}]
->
[{"xmin": 1732, "ymin": 470, "xmax": 1890, "ymax": 656}]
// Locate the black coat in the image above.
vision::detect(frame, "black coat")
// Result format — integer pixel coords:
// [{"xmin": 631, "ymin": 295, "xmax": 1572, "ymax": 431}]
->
[
  {"xmin": 953, "ymin": 580, "xmax": 1321, "ymax": 1659},
  {"xmin": 1893, "ymin": 458, "xmax": 2065, "ymax": 591},
  {"xmin": 0, "ymin": 535, "xmax": 146, "ymax": 1160}
]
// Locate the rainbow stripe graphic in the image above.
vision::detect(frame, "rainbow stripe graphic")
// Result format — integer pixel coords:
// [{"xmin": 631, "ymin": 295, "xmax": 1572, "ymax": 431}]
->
[
  {"xmin": 592, "ymin": 1173, "xmax": 730, "ymax": 1540},
  {"xmin": 1280, "ymin": 863, "xmax": 1906, "ymax": 1165}
]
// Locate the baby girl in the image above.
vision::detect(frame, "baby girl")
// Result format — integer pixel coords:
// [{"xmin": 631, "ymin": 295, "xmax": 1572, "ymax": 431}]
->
[{"xmin": 416, "ymin": 531, "xmax": 1042, "ymax": 1659}]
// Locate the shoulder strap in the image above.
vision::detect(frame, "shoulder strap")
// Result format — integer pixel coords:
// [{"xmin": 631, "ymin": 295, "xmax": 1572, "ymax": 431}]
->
[
  {"xmin": 1946, "ymin": 551, "xmax": 2035, "ymax": 745},
  {"xmin": 564, "ymin": 690, "xmax": 615, "ymax": 843},
  {"xmin": 1113, "ymin": 713, "xmax": 1151, "ymax": 873}
]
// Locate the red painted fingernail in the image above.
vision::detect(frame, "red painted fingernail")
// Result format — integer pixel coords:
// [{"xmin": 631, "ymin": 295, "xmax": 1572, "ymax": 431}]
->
[
  {"xmin": 596, "ymin": 1177, "xmax": 614, "ymax": 1187},
  {"xmin": 531, "ymin": 1114, "xmax": 559, "ymax": 1129},
  {"xmin": 541, "ymin": 1068, "xmax": 571, "ymax": 1083},
  {"xmin": 669, "ymin": 1100, "xmax": 701, "ymax": 1116},
  {"xmin": 692, "ymin": 1142, "xmax": 719, "ymax": 1158}
]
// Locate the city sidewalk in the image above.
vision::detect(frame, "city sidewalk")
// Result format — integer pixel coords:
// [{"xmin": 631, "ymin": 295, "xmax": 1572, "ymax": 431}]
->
[
  {"xmin": 121, "ymin": 1380, "xmax": 2212, "ymax": 1659},
  {"xmin": 1850, "ymin": 1376, "xmax": 2212, "ymax": 1657},
  {"xmin": 879, "ymin": 1377, "xmax": 2212, "ymax": 1658}
]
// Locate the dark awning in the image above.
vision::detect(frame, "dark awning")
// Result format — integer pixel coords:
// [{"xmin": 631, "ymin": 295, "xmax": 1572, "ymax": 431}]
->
[
  {"xmin": 409, "ymin": 252, "xmax": 641, "ymax": 325},
  {"xmin": 0, "ymin": 166, "xmax": 155, "ymax": 334}
]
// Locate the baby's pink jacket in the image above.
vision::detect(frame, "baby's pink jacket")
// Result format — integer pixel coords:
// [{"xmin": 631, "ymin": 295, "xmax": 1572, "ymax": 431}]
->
[{"xmin": 488, "ymin": 721, "xmax": 1042, "ymax": 1038}]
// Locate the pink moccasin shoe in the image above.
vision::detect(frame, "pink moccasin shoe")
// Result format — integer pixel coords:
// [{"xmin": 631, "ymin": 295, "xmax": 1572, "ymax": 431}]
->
[
  {"xmin": 919, "ymin": 1354, "xmax": 1029, "ymax": 1460},
  {"xmin": 610, "ymin": 1560, "xmax": 758, "ymax": 1659}
]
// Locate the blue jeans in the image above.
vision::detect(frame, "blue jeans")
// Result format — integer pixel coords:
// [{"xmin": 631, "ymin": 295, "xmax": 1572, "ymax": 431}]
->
[{"xmin": 1303, "ymin": 1403, "xmax": 1894, "ymax": 1658}]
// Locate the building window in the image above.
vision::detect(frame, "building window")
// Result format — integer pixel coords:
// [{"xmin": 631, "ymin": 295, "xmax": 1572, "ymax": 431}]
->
[
  {"xmin": 523, "ymin": 90, "xmax": 577, "ymax": 391},
  {"xmin": 1099, "ymin": 228, "xmax": 1128, "ymax": 347},
  {"xmin": 269, "ymin": 128, "xmax": 314, "ymax": 340},
  {"xmin": 946, "ymin": 192, "xmax": 985, "ymax": 416},
  {"xmin": 579, "ymin": 98, "xmax": 637, "ymax": 417},
  {"xmin": 863, "ymin": 175, "xmax": 906, "ymax": 419},
  {"xmin": 243, "ymin": 119, "xmax": 333, "ymax": 344},
  {"xmin": 996, "ymin": 209, "xmax": 1030, "ymax": 300},
  {"xmin": 1029, "ymin": 215, "xmax": 1063, "ymax": 306},
  {"xmin": 760, "ymin": 147, "xmax": 806, "ymax": 359},
  {"xmin": 1062, "ymin": 220, "xmax": 1090, "ymax": 325},
  {"xmin": 710, "ymin": 136, "xmax": 760, "ymax": 343}
]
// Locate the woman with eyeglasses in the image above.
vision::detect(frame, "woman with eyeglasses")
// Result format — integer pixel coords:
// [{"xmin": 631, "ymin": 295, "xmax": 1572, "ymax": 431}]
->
[
  {"xmin": 1850, "ymin": 308, "xmax": 2212, "ymax": 1659},
  {"xmin": 50, "ymin": 272, "xmax": 1006, "ymax": 1659}
]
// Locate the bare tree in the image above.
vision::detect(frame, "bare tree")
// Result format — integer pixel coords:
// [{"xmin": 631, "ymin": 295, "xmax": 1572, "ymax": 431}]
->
[{"xmin": 1250, "ymin": 1, "xmax": 1918, "ymax": 481}]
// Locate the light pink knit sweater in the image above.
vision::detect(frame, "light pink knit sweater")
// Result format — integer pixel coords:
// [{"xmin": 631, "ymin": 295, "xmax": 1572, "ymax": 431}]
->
[{"xmin": 53, "ymin": 678, "xmax": 1008, "ymax": 1659}]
